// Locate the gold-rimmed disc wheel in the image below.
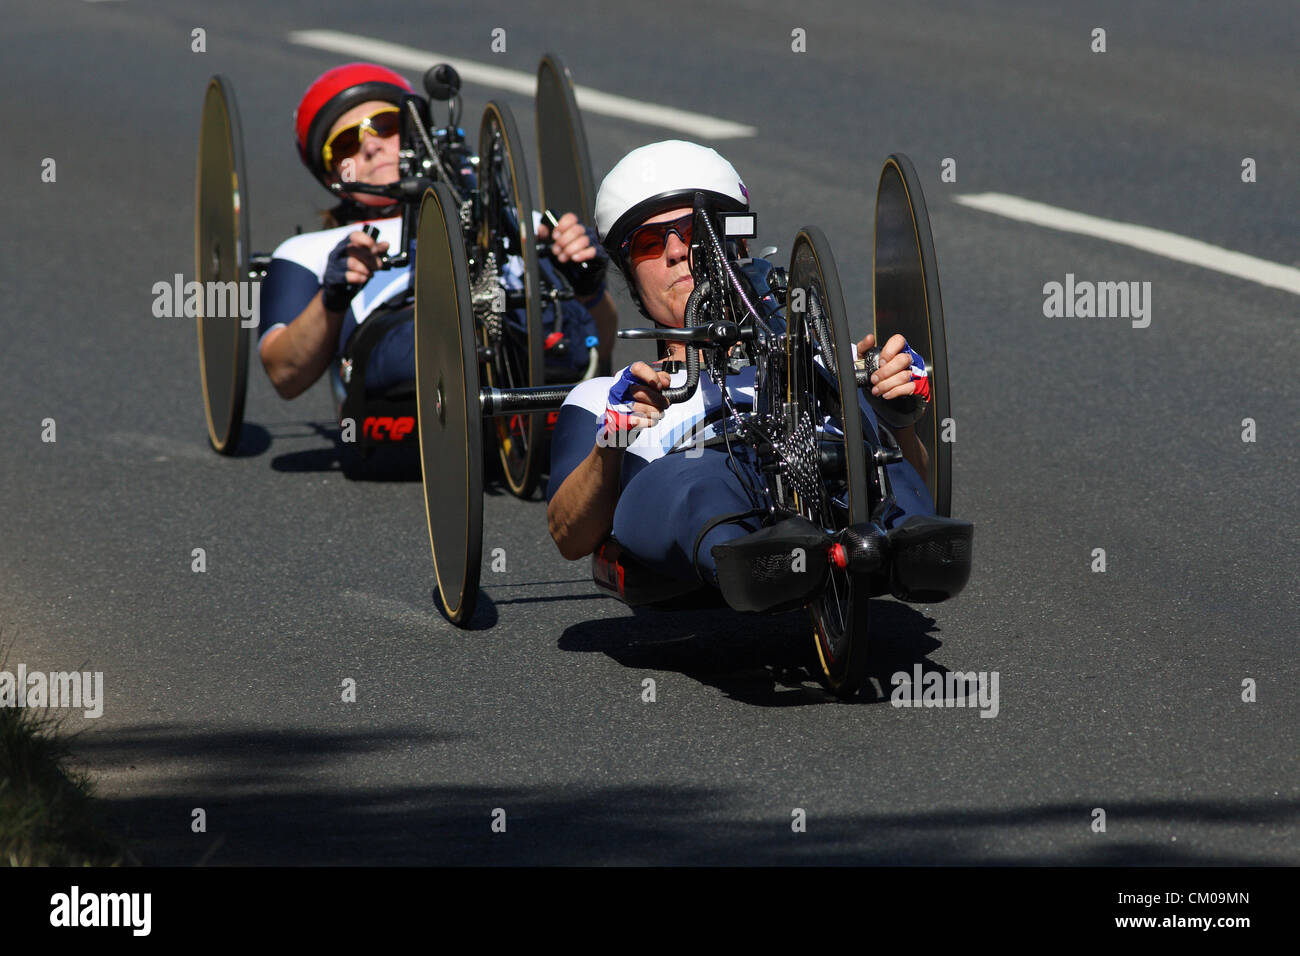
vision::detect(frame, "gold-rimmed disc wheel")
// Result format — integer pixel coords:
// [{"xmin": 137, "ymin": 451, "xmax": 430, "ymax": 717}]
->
[
  {"xmin": 194, "ymin": 75, "xmax": 251, "ymax": 455},
  {"xmin": 477, "ymin": 101, "xmax": 544, "ymax": 499},
  {"xmin": 874, "ymin": 153, "xmax": 952, "ymax": 516},
  {"xmin": 535, "ymin": 53, "xmax": 596, "ymax": 225},
  {"xmin": 415, "ymin": 183, "xmax": 484, "ymax": 626}
]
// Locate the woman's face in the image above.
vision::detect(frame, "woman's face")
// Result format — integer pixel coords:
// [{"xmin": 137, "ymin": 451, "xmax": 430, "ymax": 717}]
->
[
  {"xmin": 324, "ymin": 99, "xmax": 401, "ymax": 202},
  {"xmin": 630, "ymin": 206, "xmax": 694, "ymax": 328}
]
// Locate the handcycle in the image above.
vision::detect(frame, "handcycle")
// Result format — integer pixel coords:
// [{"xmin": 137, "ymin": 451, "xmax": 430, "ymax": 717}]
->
[
  {"xmin": 414, "ymin": 150, "xmax": 974, "ymax": 698},
  {"xmin": 193, "ymin": 54, "xmax": 600, "ymax": 496}
]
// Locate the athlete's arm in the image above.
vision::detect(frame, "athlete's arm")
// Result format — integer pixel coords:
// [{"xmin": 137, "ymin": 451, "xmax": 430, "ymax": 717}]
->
[
  {"xmin": 260, "ymin": 229, "xmax": 389, "ymax": 400},
  {"xmin": 547, "ymin": 362, "xmax": 671, "ymax": 560},
  {"xmin": 547, "ymin": 441, "xmax": 625, "ymax": 560},
  {"xmin": 260, "ymin": 293, "xmax": 345, "ymax": 400}
]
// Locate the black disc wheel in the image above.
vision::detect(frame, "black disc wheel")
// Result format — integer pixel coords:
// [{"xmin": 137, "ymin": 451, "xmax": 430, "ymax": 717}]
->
[
  {"xmin": 477, "ymin": 101, "xmax": 544, "ymax": 499},
  {"xmin": 535, "ymin": 53, "xmax": 596, "ymax": 225},
  {"xmin": 874, "ymin": 153, "xmax": 951, "ymax": 516},
  {"xmin": 415, "ymin": 183, "xmax": 483, "ymax": 627},
  {"xmin": 784, "ymin": 227, "xmax": 872, "ymax": 699}
]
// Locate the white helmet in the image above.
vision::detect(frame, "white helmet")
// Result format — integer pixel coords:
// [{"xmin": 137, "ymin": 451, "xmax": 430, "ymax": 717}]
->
[{"xmin": 595, "ymin": 140, "xmax": 749, "ymax": 257}]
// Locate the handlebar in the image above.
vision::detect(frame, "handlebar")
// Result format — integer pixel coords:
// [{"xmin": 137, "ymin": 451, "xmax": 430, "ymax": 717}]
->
[
  {"xmin": 328, "ymin": 177, "xmax": 434, "ymax": 201},
  {"xmin": 616, "ymin": 321, "xmax": 747, "ymax": 346},
  {"xmin": 854, "ymin": 348, "xmax": 881, "ymax": 387}
]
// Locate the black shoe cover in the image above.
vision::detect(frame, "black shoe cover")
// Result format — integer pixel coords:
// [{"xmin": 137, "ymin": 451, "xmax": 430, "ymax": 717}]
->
[{"xmin": 711, "ymin": 516, "xmax": 832, "ymax": 613}]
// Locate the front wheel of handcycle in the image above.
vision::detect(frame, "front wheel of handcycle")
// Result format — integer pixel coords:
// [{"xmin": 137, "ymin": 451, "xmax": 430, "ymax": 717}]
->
[{"xmin": 784, "ymin": 227, "xmax": 873, "ymax": 699}]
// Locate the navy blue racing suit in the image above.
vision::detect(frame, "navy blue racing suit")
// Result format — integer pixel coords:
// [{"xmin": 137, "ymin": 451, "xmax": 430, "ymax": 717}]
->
[
  {"xmin": 545, "ymin": 259, "xmax": 936, "ymax": 583},
  {"xmin": 257, "ymin": 215, "xmax": 599, "ymax": 394}
]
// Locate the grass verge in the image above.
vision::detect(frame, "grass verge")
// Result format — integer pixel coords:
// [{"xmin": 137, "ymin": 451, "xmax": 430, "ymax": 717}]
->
[{"xmin": 1, "ymin": 646, "xmax": 125, "ymax": 866}]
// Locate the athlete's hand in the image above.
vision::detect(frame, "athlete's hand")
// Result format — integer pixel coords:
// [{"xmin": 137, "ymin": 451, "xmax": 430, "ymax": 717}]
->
[
  {"xmin": 857, "ymin": 332, "xmax": 930, "ymax": 401},
  {"xmin": 597, "ymin": 361, "xmax": 672, "ymax": 446},
  {"xmin": 538, "ymin": 211, "xmax": 597, "ymax": 264},
  {"xmin": 321, "ymin": 230, "xmax": 391, "ymax": 313},
  {"xmin": 539, "ymin": 211, "xmax": 607, "ymax": 297}
]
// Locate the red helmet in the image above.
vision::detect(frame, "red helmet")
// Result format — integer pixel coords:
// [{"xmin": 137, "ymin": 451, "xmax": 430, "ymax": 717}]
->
[{"xmin": 294, "ymin": 62, "xmax": 413, "ymax": 185}]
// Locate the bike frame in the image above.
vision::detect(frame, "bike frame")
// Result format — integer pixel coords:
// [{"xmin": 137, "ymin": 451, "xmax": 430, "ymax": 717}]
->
[{"xmin": 624, "ymin": 192, "xmax": 912, "ymax": 538}]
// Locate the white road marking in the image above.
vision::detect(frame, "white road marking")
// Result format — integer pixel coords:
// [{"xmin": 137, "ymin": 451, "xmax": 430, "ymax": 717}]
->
[
  {"xmin": 288, "ymin": 29, "xmax": 757, "ymax": 139},
  {"xmin": 955, "ymin": 192, "xmax": 1300, "ymax": 296}
]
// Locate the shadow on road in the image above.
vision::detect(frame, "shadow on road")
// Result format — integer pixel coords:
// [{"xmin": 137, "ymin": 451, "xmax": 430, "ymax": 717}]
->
[
  {"xmin": 75, "ymin": 724, "xmax": 1299, "ymax": 865},
  {"xmin": 558, "ymin": 598, "xmax": 951, "ymax": 707},
  {"xmin": 268, "ymin": 421, "xmax": 423, "ymax": 482},
  {"xmin": 259, "ymin": 420, "xmax": 557, "ymax": 492},
  {"xmin": 225, "ymin": 422, "xmax": 271, "ymax": 458}
]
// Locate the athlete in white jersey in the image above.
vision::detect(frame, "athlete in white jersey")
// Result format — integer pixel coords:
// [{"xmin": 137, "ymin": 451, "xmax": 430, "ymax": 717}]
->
[
  {"xmin": 546, "ymin": 141, "xmax": 932, "ymax": 583},
  {"xmin": 257, "ymin": 62, "xmax": 617, "ymax": 402}
]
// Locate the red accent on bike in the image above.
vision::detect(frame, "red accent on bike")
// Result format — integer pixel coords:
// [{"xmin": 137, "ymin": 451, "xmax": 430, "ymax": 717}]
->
[
  {"xmin": 591, "ymin": 542, "xmax": 628, "ymax": 598},
  {"xmin": 829, "ymin": 543, "xmax": 848, "ymax": 569},
  {"xmin": 362, "ymin": 415, "xmax": 416, "ymax": 441},
  {"xmin": 544, "ymin": 331, "xmax": 564, "ymax": 350}
]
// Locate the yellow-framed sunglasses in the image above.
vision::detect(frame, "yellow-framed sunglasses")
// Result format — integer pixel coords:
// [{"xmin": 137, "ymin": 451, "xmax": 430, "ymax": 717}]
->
[{"xmin": 322, "ymin": 107, "xmax": 400, "ymax": 172}]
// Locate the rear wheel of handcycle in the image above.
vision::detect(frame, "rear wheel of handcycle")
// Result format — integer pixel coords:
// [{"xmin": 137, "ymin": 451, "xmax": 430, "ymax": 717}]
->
[
  {"xmin": 477, "ymin": 101, "xmax": 544, "ymax": 499},
  {"xmin": 874, "ymin": 152, "xmax": 952, "ymax": 516},
  {"xmin": 784, "ymin": 227, "xmax": 873, "ymax": 699},
  {"xmin": 535, "ymin": 53, "xmax": 596, "ymax": 225}
]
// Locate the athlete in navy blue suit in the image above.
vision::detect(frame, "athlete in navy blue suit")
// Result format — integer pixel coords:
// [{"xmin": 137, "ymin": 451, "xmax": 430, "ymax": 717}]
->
[{"xmin": 546, "ymin": 141, "xmax": 935, "ymax": 584}]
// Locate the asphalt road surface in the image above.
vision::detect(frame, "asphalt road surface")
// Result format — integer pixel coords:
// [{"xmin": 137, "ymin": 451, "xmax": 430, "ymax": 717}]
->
[{"xmin": 2, "ymin": 0, "xmax": 1296, "ymax": 864}]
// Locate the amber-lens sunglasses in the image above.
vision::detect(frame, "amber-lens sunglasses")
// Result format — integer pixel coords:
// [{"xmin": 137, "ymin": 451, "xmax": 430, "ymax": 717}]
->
[{"xmin": 323, "ymin": 107, "xmax": 400, "ymax": 172}]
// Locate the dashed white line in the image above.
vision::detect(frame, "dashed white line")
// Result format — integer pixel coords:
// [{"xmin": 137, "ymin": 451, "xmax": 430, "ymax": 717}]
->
[
  {"xmin": 288, "ymin": 29, "xmax": 757, "ymax": 140},
  {"xmin": 954, "ymin": 192, "xmax": 1300, "ymax": 296}
]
